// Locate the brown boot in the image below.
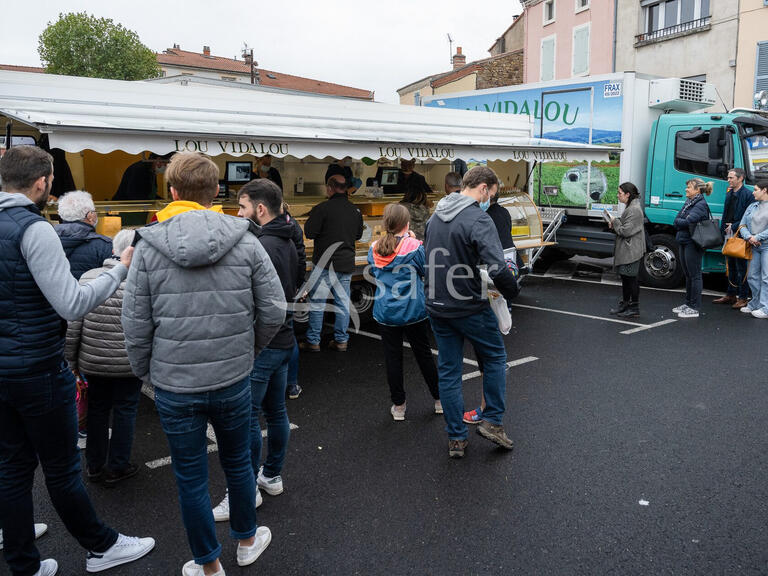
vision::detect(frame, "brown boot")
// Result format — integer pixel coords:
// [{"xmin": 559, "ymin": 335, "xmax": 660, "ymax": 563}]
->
[
  {"xmin": 477, "ymin": 420, "xmax": 514, "ymax": 450},
  {"xmin": 327, "ymin": 340, "xmax": 348, "ymax": 352},
  {"xmin": 712, "ymin": 295, "xmax": 737, "ymax": 304},
  {"xmin": 298, "ymin": 341, "xmax": 320, "ymax": 352},
  {"xmin": 732, "ymin": 298, "xmax": 749, "ymax": 309}
]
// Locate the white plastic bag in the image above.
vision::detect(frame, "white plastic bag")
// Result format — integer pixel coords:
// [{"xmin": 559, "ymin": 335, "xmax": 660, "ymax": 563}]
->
[{"xmin": 480, "ymin": 269, "xmax": 512, "ymax": 334}]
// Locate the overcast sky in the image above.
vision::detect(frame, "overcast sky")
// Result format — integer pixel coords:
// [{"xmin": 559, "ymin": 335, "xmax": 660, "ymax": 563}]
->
[{"xmin": 0, "ymin": 0, "xmax": 522, "ymax": 103}]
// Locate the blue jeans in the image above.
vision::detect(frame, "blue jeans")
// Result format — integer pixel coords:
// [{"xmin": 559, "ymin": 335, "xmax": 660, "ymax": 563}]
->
[
  {"xmin": 154, "ymin": 376, "xmax": 256, "ymax": 565},
  {"xmin": 725, "ymin": 255, "xmax": 750, "ymax": 299},
  {"xmin": 84, "ymin": 375, "xmax": 142, "ymax": 472},
  {"xmin": 747, "ymin": 245, "xmax": 768, "ymax": 312},
  {"xmin": 679, "ymin": 242, "xmax": 704, "ymax": 310},
  {"xmin": 250, "ymin": 348, "xmax": 292, "ymax": 478},
  {"xmin": 429, "ymin": 307, "xmax": 508, "ymax": 440},
  {"xmin": 0, "ymin": 361, "xmax": 117, "ymax": 576},
  {"xmin": 287, "ymin": 339, "xmax": 299, "ymax": 387},
  {"xmin": 306, "ymin": 268, "xmax": 352, "ymax": 345}
]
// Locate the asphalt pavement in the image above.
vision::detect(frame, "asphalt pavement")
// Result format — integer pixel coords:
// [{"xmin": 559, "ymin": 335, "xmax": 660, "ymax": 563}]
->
[{"xmin": 7, "ymin": 265, "xmax": 768, "ymax": 576}]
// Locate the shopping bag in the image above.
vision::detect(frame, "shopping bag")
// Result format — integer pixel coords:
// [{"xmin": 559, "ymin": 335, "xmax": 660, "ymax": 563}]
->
[
  {"xmin": 488, "ymin": 290, "xmax": 512, "ymax": 335},
  {"xmin": 722, "ymin": 225, "xmax": 752, "ymax": 260},
  {"xmin": 75, "ymin": 372, "xmax": 88, "ymax": 431},
  {"xmin": 691, "ymin": 208, "xmax": 723, "ymax": 250}
]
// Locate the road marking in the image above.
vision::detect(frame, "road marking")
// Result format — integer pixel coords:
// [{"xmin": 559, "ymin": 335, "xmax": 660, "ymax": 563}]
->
[
  {"xmin": 461, "ymin": 356, "xmax": 538, "ymax": 381},
  {"xmin": 350, "ymin": 326, "xmax": 479, "ymax": 366},
  {"xmin": 620, "ymin": 318, "xmax": 678, "ymax": 334}
]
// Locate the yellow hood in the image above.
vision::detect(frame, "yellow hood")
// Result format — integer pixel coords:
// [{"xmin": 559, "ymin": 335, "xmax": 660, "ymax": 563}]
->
[{"xmin": 155, "ymin": 201, "xmax": 224, "ymax": 223}]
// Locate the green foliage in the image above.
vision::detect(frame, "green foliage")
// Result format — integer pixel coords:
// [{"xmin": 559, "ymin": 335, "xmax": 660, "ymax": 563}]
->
[{"xmin": 38, "ymin": 12, "xmax": 159, "ymax": 81}]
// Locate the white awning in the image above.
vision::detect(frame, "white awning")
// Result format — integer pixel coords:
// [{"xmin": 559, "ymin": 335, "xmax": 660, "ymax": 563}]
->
[{"xmin": 0, "ymin": 70, "xmax": 613, "ymax": 163}]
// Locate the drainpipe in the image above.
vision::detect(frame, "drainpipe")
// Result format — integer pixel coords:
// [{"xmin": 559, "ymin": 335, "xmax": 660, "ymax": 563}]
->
[{"xmin": 612, "ymin": 0, "xmax": 618, "ymax": 72}]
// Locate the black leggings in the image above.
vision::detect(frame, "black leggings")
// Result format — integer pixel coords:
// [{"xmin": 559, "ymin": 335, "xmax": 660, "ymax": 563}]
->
[{"xmin": 621, "ymin": 274, "xmax": 639, "ymax": 304}]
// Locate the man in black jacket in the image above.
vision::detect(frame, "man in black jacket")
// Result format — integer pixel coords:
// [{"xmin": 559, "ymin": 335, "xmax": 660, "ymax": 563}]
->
[
  {"xmin": 424, "ymin": 166, "xmax": 519, "ymax": 458},
  {"xmin": 235, "ymin": 179, "xmax": 298, "ymax": 505},
  {"xmin": 301, "ymin": 173, "xmax": 364, "ymax": 352}
]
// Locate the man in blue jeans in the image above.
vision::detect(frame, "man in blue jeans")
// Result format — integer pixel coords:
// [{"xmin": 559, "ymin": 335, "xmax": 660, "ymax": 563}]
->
[
  {"xmin": 235, "ymin": 180, "xmax": 299, "ymax": 498},
  {"xmin": 301, "ymin": 170, "xmax": 364, "ymax": 352},
  {"xmin": 424, "ymin": 166, "xmax": 520, "ymax": 458},
  {"xmin": 0, "ymin": 146, "xmax": 154, "ymax": 576},
  {"xmin": 122, "ymin": 152, "xmax": 286, "ymax": 576}
]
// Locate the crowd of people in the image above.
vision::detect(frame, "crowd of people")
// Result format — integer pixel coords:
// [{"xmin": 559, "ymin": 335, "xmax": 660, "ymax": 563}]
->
[{"xmin": 2, "ymin": 144, "xmax": 767, "ymax": 576}]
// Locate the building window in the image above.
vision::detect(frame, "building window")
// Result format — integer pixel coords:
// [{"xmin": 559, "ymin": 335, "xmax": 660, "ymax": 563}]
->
[
  {"xmin": 637, "ymin": 0, "xmax": 710, "ymax": 44},
  {"xmin": 541, "ymin": 35, "xmax": 556, "ymax": 81},
  {"xmin": 221, "ymin": 75, "xmax": 236, "ymax": 81},
  {"xmin": 575, "ymin": 0, "xmax": 589, "ymax": 12},
  {"xmin": 572, "ymin": 23, "xmax": 590, "ymax": 76},
  {"xmin": 543, "ymin": 0, "xmax": 556, "ymax": 24},
  {"xmin": 757, "ymin": 41, "xmax": 768, "ymax": 95},
  {"xmin": 414, "ymin": 91, "xmax": 421, "ymax": 106}
]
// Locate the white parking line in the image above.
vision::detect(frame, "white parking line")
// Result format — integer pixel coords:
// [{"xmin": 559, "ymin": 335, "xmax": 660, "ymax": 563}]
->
[
  {"xmin": 462, "ymin": 356, "xmax": 538, "ymax": 381},
  {"xmin": 620, "ymin": 318, "xmax": 678, "ymax": 334},
  {"xmin": 510, "ymin": 303, "xmax": 678, "ymax": 333}
]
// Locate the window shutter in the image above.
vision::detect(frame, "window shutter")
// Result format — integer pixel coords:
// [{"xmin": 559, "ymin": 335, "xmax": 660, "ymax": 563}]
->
[
  {"xmin": 756, "ymin": 41, "xmax": 768, "ymax": 93},
  {"xmin": 573, "ymin": 26, "xmax": 589, "ymax": 76},
  {"xmin": 542, "ymin": 37, "xmax": 555, "ymax": 81}
]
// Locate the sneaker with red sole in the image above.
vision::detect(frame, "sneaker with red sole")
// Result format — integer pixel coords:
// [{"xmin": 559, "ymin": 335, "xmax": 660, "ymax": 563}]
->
[{"xmin": 462, "ymin": 407, "xmax": 483, "ymax": 425}]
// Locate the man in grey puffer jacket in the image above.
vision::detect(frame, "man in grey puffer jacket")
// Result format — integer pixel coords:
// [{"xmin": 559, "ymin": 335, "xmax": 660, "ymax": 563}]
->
[{"xmin": 122, "ymin": 152, "xmax": 285, "ymax": 576}]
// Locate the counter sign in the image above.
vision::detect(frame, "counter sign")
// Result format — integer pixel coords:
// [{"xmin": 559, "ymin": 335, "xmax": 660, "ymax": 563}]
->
[{"xmin": 603, "ymin": 82, "xmax": 622, "ymax": 98}]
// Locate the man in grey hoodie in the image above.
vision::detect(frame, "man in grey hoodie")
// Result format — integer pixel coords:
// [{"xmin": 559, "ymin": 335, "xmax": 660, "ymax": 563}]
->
[
  {"xmin": 424, "ymin": 166, "xmax": 519, "ymax": 459},
  {"xmin": 0, "ymin": 146, "xmax": 155, "ymax": 576},
  {"xmin": 121, "ymin": 152, "xmax": 286, "ymax": 576}
]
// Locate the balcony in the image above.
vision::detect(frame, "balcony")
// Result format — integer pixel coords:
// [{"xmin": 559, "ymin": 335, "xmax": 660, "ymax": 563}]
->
[{"xmin": 635, "ymin": 16, "xmax": 711, "ymax": 47}]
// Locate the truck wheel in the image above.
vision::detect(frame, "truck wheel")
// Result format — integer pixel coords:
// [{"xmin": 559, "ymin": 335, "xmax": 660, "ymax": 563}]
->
[
  {"xmin": 640, "ymin": 234, "xmax": 683, "ymax": 289},
  {"xmin": 349, "ymin": 281, "xmax": 375, "ymax": 325}
]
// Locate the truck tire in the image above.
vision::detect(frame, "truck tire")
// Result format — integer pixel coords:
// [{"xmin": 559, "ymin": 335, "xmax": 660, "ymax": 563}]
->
[
  {"xmin": 640, "ymin": 234, "xmax": 683, "ymax": 289},
  {"xmin": 349, "ymin": 280, "xmax": 375, "ymax": 325}
]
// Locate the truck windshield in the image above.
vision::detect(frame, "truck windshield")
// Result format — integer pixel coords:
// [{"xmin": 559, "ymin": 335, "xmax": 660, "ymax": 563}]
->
[{"xmin": 740, "ymin": 123, "xmax": 768, "ymax": 182}]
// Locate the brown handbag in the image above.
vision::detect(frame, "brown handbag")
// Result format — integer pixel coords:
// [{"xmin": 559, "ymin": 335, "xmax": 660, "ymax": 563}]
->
[{"xmin": 722, "ymin": 225, "xmax": 753, "ymax": 260}]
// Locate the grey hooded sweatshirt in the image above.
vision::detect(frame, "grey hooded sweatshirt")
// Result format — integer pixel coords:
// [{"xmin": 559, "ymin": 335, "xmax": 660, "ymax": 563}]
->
[
  {"xmin": 121, "ymin": 209, "xmax": 286, "ymax": 393},
  {"xmin": 423, "ymin": 192, "xmax": 519, "ymax": 318}
]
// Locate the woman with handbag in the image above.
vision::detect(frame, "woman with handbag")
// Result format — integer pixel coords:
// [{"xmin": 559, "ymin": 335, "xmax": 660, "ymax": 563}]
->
[
  {"xmin": 607, "ymin": 182, "xmax": 645, "ymax": 318},
  {"xmin": 672, "ymin": 178, "xmax": 713, "ymax": 318},
  {"xmin": 737, "ymin": 180, "xmax": 768, "ymax": 318}
]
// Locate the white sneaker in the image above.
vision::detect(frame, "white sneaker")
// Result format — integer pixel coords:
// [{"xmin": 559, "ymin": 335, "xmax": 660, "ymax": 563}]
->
[
  {"xmin": 0, "ymin": 523, "xmax": 48, "ymax": 550},
  {"xmin": 212, "ymin": 489, "xmax": 263, "ymax": 523},
  {"xmin": 434, "ymin": 400, "xmax": 444, "ymax": 415},
  {"xmin": 390, "ymin": 403, "xmax": 406, "ymax": 421},
  {"xmin": 752, "ymin": 308, "xmax": 768, "ymax": 319},
  {"xmin": 86, "ymin": 533, "xmax": 155, "ymax": 573},
  {"xmin": 678, "ymin": 307, "xmax": 700, "ymax": 318},
  {"xmin": 740, "ymin": 305, "xmax": 756, "ymax": 314},
  {"xmin": 182, "ymin": 559, "xmax": 225, "ymax": 576},
  {"xmin": 257, "ymin": 467, "xmax": 284, "ymax": 496},
  {"xmin": 672, "ymin": 304, "xmax": 688, "ymax": 314},
  {"xmin": 34, "ymin": 559, "xmax": 58, "ymax": 576},
  {"xmin": 236, "ymin": 526, "xmax": 271, "ymax": 567}
]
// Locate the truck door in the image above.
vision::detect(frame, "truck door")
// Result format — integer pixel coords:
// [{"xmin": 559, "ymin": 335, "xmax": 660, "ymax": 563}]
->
[{"xmin": 661, "ymin": 125, "xmax": 733, "ymax": 216}]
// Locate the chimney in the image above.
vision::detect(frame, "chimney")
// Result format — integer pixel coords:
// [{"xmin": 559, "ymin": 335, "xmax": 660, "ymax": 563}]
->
[
  {"xmin": 452, "ymin": 46, "xmax": 466, "ymax": 70},
  {"xmin": 203, "ymin": 45, "xmax": 211, "ymax": 56},
  {"xmin": 243, "ymin": 51, "xmax": 253, "ymax": 66},
  {"xmin": 173, "ymin": 43, "xmax": 180, "ymax": 49}
]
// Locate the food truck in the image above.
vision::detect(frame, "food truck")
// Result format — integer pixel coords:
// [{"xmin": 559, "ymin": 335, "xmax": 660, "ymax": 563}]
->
[{"xmin": 0, "ymin": 70, "xmax": 611, "ymax": 320}]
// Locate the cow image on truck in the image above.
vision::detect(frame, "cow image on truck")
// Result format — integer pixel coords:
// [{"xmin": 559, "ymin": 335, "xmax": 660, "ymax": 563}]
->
[{"xmin": 424, "ymin": 72, "xmax": 768, "ymax": 289}]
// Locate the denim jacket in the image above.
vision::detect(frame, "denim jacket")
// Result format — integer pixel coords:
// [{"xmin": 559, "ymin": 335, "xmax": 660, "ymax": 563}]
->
[{"xmin": 738, "ymin": 201, "xmax": 768, "ymax": 244}]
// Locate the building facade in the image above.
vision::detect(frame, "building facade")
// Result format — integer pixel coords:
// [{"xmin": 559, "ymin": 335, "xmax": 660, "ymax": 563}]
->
[
  {"xmin": 521, "ymin": 0, "xmax": 615, "ymax": 83},
  {"xmin": 733, "ymin": 0, "xmax": 768, "ymax": 109}
]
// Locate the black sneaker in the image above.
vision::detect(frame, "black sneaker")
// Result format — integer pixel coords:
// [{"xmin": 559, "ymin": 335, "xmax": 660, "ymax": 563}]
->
[
  {"xmin": 448, "ymin": 439, "xmax": 468, "ymax": 458},
  {"xmin": 87, "ymin": 467, "xmax": 104, "ymax": 483},
  {"xmin": 287, "ymin": 383, "xmax": 302, "ymax": 399},
  {"xmin": 477, "ymin": 421, "xmax": 514, "ymax": 450},
  {"xmin": 103, "ymin": 464, "xmax": 139, "ymax": 486}
]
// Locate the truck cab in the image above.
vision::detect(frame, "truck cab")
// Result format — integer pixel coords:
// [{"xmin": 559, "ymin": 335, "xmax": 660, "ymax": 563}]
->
[{"xmin": 641, "ymin": 112, "xmax": 768, "ymax": 287}]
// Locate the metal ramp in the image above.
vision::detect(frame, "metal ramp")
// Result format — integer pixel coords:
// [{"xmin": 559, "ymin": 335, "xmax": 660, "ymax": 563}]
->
[{"xmin": 527, "ymin": 208, "xmax": 566, "ymax": 270}]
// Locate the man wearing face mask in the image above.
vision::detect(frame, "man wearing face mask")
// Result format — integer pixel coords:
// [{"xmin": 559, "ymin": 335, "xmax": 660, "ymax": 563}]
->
[
  {"xmin": 423, "ymin": 166, "xmax": 519, "ymax": 459},
  {"xmin": 252, "ymin": 155, "xmax": 283, "ymax": 191},
  {"xmin": 324, "ymin": 158, "xmax": 361, "ymax": 195},
  {"xmin": 55, "ymin": 191, "xmax": 113, "ymax": 280},
  {"xmin": 113, "ymin": 153, "xmax": 171, "ymax": 201}
]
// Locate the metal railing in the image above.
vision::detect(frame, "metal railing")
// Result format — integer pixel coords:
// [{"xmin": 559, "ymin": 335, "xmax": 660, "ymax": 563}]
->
[{"xmin": 635, "ymin": 16, "xmax": 710, "ymax": 43}]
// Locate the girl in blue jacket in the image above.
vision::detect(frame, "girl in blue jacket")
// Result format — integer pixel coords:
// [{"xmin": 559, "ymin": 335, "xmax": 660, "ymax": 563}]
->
[
  {"xmin": 367, "ymin": 203, "xmax": 441, "ymax": 421},
  {"xmin": 672, "ymin": 178, "xmax": 713, "ymax": 318}
]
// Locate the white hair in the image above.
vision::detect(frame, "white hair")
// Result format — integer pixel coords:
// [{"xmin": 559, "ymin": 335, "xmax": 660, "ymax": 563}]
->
[
  {"xmin": 58, "ymin": 190, "xmax": 95, "ymax": 222},
  {"xmin": 111, "ymin": 229, "xmax": 135, "ymax": 255}
]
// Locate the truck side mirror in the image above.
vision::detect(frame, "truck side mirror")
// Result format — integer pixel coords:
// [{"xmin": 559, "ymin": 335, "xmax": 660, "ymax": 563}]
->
[{"xmin": 708, "ymin": 127, "xmax": 725, "ymax": 160}]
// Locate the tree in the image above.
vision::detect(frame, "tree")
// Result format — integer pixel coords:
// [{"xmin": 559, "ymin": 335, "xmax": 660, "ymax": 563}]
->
[{"xmin": 38, "ymin": 12, "xmax": 159, "ymax": 81}]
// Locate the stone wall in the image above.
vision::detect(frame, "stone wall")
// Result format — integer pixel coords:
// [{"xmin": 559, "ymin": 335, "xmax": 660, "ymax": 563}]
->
[{"xmin": 476, "ymin": 50, "xmax": 524, "ymax": 90}]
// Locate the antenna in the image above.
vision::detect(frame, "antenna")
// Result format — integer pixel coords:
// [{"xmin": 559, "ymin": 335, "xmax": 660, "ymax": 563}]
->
[{"xmin": 447, "ymin": 33, "xmax": 453, "ymax": 65}]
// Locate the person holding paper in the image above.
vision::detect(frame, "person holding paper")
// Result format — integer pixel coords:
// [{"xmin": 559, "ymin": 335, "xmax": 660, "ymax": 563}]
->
[{"xmin": 607, "ymin": 182, "xmax": 645, "ymax": 318}]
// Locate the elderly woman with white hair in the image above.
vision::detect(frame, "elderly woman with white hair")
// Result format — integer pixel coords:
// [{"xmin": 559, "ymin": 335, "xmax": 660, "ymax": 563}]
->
[
  {"xmin": 65, "ymin": 229, "xmax": 142, "ymax": 486},
  {"xmin": 55, "ymin": 190, "xmax": 113, "ymax": 280}
]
